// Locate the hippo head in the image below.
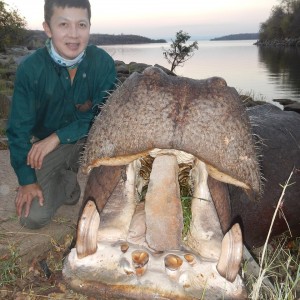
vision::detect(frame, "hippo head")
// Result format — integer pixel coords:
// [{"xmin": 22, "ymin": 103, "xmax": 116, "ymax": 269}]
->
[{"xmin": 63, "ymin": 67, "xmax": 261, "ymax": 299}]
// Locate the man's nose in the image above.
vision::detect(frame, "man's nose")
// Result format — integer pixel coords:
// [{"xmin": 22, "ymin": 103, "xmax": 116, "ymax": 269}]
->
[{"xmin": 68, "ymin": 25, "xmax": 79, "ymax": 37}]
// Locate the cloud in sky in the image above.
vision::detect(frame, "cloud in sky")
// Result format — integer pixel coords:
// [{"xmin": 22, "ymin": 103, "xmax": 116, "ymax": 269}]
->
[{"xmin": 7, "ymin": 0, "xmax": 277, "ymax": 39}]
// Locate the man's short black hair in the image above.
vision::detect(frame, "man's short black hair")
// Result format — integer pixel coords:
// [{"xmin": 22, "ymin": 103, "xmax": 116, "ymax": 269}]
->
[{"xmin": 44, "ymin": 0, "xmax": 91, "ymax": 25}]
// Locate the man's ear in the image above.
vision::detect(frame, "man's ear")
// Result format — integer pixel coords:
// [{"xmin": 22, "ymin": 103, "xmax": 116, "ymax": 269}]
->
[{"xmin": 43, "ymin": 22, "xmax": 52, "ymax": 38}]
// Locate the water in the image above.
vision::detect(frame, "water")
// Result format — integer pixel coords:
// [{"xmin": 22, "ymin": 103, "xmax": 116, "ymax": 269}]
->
[{"xmin": 101, "ymin": 40, "xmax": 300, "ymax": 104}]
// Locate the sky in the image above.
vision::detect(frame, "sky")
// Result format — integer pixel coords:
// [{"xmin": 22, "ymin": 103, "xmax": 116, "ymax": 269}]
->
[{"xmin": 6, "ymin": 0, "xmax": 279, "ymax": 40}]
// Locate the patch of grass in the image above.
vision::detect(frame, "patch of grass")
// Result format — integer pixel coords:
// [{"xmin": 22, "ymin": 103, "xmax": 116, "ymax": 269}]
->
[
  {"xmin": 247, "ymin": 170, "xmax": 300, "ymax": 299},
  {"xmin": 238, "ymin": 89, "xmax": 267, "ymax": 104},
  {"xmin": 181, "ymin": 196, "xmax": 192, "ymax": 237},
  {"xmin": 0, "ymin": 245, "xmax": 22, "ymax": 288},
  {"xmin": 0, "ymin": 79, "xmax": 13, "ymax": 96},
  {"xmin": 246, "ymin": 236, "xmax": 300, "ymax": 300},
  {"xmin": 0, "ymin": 232, "xmax": 88, "ymax": 299}
]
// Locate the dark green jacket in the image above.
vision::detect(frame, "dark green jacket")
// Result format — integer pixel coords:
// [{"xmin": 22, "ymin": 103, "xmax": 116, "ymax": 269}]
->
[{"xmin": 7, "ymin": 45, "xmax": 116, "ymax": 186}]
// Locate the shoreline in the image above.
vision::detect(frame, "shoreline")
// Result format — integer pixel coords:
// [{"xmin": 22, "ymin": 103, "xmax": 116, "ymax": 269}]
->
[{"xmin": 254, "ymin": 37, "xmax": 300, "ymax": 47}]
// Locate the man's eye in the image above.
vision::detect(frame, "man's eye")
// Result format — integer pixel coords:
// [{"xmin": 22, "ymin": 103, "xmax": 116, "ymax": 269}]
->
[
  {"xmin": 79, "ymin": 23, "xmax": 87, "ymax": 28},
  {"xmin": 60, "ymin": 22, "xmax": 68, "ymax": 27}
]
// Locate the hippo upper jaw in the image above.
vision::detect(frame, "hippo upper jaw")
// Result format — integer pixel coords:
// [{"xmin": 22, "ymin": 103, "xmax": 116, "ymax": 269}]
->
[
  {"xmin": 82, "ymin": 67, "xmax": 261, "ymax": 199},
  {"xmin": 82, "ymin": 147, "xmax": 256, "ymax": 200}
]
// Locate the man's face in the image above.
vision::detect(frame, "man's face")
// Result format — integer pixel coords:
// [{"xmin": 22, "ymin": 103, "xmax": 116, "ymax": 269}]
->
[{"xmin": 43, "ymin": 6, "xmax": 90, "ymax": 60}]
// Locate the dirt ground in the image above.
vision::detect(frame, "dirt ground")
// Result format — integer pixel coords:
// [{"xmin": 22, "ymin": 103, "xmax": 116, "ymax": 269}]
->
[{"xmin": 0, "ymin": 149, "xmax": 89, "ymax": 299}]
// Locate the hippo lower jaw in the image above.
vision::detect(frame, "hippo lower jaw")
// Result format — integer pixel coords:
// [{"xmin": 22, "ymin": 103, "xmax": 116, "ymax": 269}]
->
[{"xmin": 63, "ymin": 148, "xmax": 248, "ymax": 299}]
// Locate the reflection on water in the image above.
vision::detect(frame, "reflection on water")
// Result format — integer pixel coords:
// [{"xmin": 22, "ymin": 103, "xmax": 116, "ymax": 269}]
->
[
  {"xmin": 258, "ymin": 46, "xmax": 300, "ymax": 99},
  {"xmin": 101, "ymin": 41, "xmax": 300, "ymax": 103}
]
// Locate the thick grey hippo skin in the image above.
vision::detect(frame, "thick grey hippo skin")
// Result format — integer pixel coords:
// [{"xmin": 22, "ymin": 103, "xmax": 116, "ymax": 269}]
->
[
  {"xmin": 63, "ymin": 67, "xmax": 300, "ymax": 300},
  {"xmin": 230, "ymin": 104, "xmax": 300, "ymax": 247}
]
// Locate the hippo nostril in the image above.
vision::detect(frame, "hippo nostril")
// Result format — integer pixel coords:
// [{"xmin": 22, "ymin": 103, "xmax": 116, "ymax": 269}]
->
[{"xmin": 164, "ymin": 254, "xmax": 183, "ymax": 271}]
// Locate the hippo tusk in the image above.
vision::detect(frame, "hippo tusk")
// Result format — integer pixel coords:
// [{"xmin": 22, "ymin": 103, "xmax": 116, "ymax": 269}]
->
[
  {"xmin": 186, "ymin": 159, "xmax": 224, "ymax": 260},
  {"xmin": 217, "ymin": 223, "xmax": 243, "ymax": 282},
  {"xmin": 76, "ymin": 200, "xmax": 100, "ymax": 259}
]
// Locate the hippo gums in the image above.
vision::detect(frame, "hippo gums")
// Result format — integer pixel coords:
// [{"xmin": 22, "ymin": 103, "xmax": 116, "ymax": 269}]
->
[{"xmin": 62, "ymin": 67, "xmax": 300, "ymax": 299}]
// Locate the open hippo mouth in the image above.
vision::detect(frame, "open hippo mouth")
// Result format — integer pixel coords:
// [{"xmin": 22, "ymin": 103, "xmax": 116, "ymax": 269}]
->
[{"xmin": 63, "ymin": 67, "xmax": 261, "ymax": 300}]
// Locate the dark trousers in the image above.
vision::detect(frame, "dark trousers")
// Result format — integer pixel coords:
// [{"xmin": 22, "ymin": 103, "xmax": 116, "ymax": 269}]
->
[{"xmin": 20, "ymin": 141, "xmax": 84, "ymax": 229}]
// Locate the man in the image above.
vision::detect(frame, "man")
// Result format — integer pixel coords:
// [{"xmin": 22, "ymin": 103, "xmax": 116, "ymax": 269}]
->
[{"xmin": 6, "ymin": 0, "xmax": 116, "ymax": 229}]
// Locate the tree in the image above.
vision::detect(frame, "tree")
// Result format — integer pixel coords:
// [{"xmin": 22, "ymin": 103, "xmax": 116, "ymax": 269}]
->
[
  {"xmin": 0, "ymin": 1, "xmax": 26, "ymax": 51},
  {"xmin": 259, "ymin": 0, "xmax": 300, "ymax": 40},
  {"xmin": 163, "ymin": 30, "xmax": 198, "ymax": 73}
]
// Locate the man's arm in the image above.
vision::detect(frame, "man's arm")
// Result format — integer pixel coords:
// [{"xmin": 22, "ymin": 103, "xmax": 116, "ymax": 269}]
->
[
  {"xmin": 15, "ymin": 183, "xmax": 44, "ymax": 217},
  {"xmin": 7, "ymin": 63, "xmax": 38, "ymax": 186},
  {"xmin": 14, "ymin": 132, "xmax": 60, "ymax": 217},
  {"xmin": 27, "ymin": 133, "xmax": 60, "ymax": 170}
]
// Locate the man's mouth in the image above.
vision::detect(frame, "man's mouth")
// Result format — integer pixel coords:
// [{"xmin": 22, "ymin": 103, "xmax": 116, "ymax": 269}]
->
[{"xmin": 66, "ymin": 42, "xmax": 80, "ymax": 51}]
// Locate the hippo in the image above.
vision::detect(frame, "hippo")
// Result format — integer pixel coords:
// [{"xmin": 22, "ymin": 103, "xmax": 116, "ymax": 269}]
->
[
  {"xmin": 63, "ymin": 67, "xmax": 300, "ymax": 299},
  {"xmin": 230, "ymin": 103, "xmax": 300, "ymax": 247}
]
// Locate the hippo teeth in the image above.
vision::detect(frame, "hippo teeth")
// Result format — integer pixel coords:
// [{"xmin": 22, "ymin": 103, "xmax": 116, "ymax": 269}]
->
[
  {"xmin": 76, "ymin": 152, "xmax": 243, "ymax": 278},
  {"xmin": 68, "ymin": 149, "xmax": 247, "ymax": 299},
  {"xmin": 76, "ymin": 200, "xmax": 100, "ymax": 259},
  {"xmin": 217, "ymin": 223, "xmax": 243, "ymax": 282},
  {"xmin": 165, "ymin": 254, "xmax": 183, "ymax": 271}
]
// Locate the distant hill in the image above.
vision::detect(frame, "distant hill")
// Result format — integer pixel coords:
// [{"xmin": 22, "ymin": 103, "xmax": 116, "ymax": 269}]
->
[
  {"xmin": 89, "ymin": 34, "xmax": 166, "ymax": 45},
  {"xmin": 210, "ymin": 33, "xmax": 259, "ymax": 41},
  {"xmin": 23, "ymin": 30, "xmax": 167, "ymax": 49}
]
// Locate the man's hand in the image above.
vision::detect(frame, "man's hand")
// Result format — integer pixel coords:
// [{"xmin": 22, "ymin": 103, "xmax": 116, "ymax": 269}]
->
[
  {"xmin": 15, "ymin": 183, "xmax": 44, "ymax": 217},
  {"xmin": 27, "ymin": 133, "xmax": 60, "ymax": 169}
]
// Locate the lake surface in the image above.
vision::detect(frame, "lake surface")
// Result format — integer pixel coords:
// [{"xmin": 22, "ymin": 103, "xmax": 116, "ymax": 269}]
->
[{"xmin": 101, "ymin": 40, "xmax": 300, "ymax": 104}]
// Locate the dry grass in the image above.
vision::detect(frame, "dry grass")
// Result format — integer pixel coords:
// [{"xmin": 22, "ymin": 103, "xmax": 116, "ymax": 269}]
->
[
  {"xmin": 0, "ymin": 233, "xmax": 88, "ymax": 300},
  {"xmin": 0, "ymin": 171, "xmax": 299, "ymax": 299},
  {"xmin": 245, "ymin": 235, "xmax": 300, "ymax": 300},
  {"xmin": 246, "ymin": 170, "xmax": 300, "ymax": 300}
]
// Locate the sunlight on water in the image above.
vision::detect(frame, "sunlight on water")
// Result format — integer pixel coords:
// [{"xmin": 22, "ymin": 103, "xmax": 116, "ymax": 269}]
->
[{"xmin": 101, "ymin": 40, "xmax": 300, "ymax": 104}]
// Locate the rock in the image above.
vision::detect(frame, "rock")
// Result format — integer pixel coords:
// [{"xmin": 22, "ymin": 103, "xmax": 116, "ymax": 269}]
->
[
  {"xmin": 128, "ymin": 62, "xmax": 151, "ymax": 73},
  {"xmin": 284, "ymin": 102, "xmax": 300, "ymax": 113},
  {"xmin": 0, "ymin": 55, "xmax": 15, "ymax": 67},
  {"xmin": 114, "ymin": 61, "xmax": 174, "ymax": 83},
  {"xmin": 5, "ymin": 46, "xmax": 31, "ymax": 56},
  {"xmin": 273, "ymin": 98, "xmax": 300, "ymax": 113},
  {"xmin": 273, "ymin": 98, "xmax": 295, "ymax": 105},
  {"xmin": 115, "ymin": 64, "xmax": 129, "ymax": 74},
  {"xmin": 0, "ymin": 94, "xmax": 11, "ymax": 120},
  {"xmin": 154, "ymin": 64, "xmax": 176, "ymax": 76}
]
